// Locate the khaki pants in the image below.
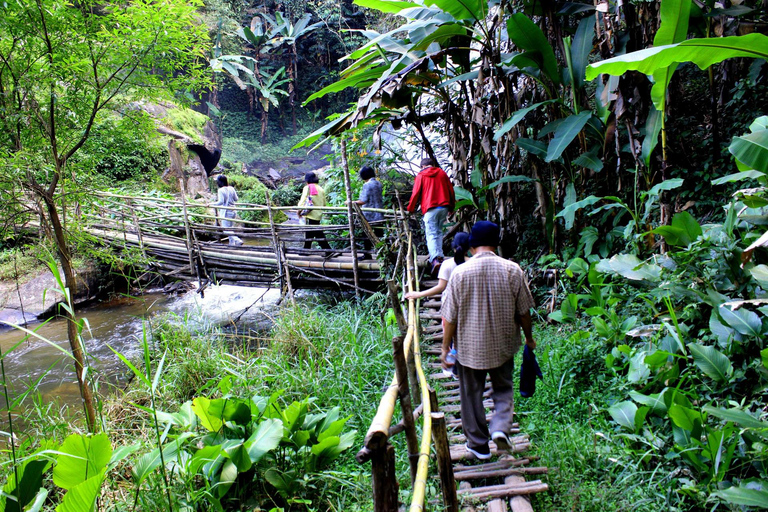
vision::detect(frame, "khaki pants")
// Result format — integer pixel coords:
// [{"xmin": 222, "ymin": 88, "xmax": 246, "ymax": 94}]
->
[{"xmin": 456, "ymin": 357, "xmax": 515, "ymax": 451}]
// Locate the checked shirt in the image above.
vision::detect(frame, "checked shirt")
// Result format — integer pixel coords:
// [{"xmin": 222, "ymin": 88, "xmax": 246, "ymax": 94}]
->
[{"xmin": 440, "ymin": 251, "xmax": 535, "ymax": 370}]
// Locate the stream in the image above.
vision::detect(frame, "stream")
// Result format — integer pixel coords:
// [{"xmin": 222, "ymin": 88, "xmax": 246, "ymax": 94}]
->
[{"xmin": 0, "ymin": 284, "xmax": 282, "ymax": 417}]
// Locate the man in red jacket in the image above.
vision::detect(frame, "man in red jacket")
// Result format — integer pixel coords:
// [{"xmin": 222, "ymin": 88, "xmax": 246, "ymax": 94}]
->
[{"xmin": 407, "ymin": 157, "xmax": 455, "ymax": 274}]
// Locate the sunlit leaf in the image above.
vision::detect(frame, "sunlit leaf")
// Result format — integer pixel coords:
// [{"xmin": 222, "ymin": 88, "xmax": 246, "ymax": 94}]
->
[
  {"xmin": 586, "ymin": 34, "xmax": 768, "ymax": 81},
  {"xmin": 53, "ymin": 434, "xmax": 112, "ymax": 490}
]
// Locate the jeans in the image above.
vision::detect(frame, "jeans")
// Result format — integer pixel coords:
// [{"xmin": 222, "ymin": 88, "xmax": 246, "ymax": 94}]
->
[{"xmin": 423, "ymin": 207, "xmax": 449, "ymax": 262}]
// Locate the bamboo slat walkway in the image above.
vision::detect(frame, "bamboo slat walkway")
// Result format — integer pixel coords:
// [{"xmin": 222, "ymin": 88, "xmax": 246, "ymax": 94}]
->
[
  {"xmin": 419, "ymin": 284, "xmax": 549, "ymax": 511},
  {"xmin": 357, "ymin": 226, "xmax": 549, "ymax": 511}
]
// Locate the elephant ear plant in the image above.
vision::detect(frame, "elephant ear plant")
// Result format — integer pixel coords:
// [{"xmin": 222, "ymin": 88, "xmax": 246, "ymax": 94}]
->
[{"xmin": 131, "ymin": 391, "xmax": 356, "ymax": 510}]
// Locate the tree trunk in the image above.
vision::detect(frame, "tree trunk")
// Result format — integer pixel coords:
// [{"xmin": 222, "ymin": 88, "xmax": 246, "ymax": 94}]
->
[{"xmin": 40, "ymin": 189, "xmax": 97, "ymax": 432}]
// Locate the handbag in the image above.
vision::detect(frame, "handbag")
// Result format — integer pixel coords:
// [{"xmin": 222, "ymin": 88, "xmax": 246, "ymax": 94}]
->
[{"xmin": 300, "ymin": 195, "xmax": 313, "ymax": 217}]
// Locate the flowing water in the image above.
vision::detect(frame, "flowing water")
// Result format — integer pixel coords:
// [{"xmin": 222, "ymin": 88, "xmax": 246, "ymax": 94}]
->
[{"xmin": 0, "ymin": 284, "xmax": 282, "ymax": 417}]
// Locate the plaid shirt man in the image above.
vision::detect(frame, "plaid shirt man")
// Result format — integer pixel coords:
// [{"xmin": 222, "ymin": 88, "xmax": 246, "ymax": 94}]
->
[{"xmin": 440, "ymin": 251, "xmax": 535, "ymax": 369}]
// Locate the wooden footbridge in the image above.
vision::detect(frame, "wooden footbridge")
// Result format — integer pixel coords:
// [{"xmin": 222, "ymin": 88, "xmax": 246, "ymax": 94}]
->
[
  {"xmin": 86, "ymin": 191, "xmax": 407, "ymax": 297},
  {"xmin": 358, "ymin": 231, "xmax": 550, "ymax": 511},
  {"xmin": 86, "ymin": 191, "xmax": 550, "ymax": 509}
]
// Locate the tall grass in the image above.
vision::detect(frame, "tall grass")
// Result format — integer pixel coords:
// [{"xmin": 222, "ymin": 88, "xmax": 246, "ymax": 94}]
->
[{"xmin": 520, "ymin": 323, "xmax": 667, "ymax": 511}]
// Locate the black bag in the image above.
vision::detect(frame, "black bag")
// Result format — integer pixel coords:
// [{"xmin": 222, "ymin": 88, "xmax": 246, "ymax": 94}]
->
[{"xmin": 519, "ymin": 344, "xmax": 543, "ymax": 397}]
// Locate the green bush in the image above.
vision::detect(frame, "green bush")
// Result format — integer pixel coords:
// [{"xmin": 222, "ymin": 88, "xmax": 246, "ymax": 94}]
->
[{"xmin": 75, "ymin": 111, "xmax": 168, "ymax": 182}]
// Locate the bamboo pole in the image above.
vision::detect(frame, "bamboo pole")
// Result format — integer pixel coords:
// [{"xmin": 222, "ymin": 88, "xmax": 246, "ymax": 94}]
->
[
  {"xmin": 393, "ymin": 335, "xmax": 419, "ymax": 484},
  {"xmin": 281, "ymin": 243, "xmax": 295, "ymax": 304},
  {"xmin": 178, "ymin": 179, "xmax": 197, "ymax": 282},
  {"xmin": 266, "ymin": 191, "xmax": 285, "ymax": 294},
  {"xmin": 387, "ymin": 280, "xmax": 408, "ymax": 334},
  {"xmin": 340, "ymin": 138, "xmax": 360, "ymax": 300},
  {"xmin": 431, "ymin": 412, "xmax": 459, "ymax": 512}
]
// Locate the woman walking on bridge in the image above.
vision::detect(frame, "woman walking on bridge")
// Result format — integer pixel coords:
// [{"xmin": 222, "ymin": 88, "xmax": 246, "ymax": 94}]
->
[
  {"xmin": 212, "ymin": 175, "xmax": 243, "ymax": 246},
  {"xmin": 298, "ymin": 172, "xmax": 333, "ymax": 252}
]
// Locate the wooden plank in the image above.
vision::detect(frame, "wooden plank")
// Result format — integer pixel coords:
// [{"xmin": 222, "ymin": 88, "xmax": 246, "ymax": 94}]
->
[
  {"xmin": 506, "ymin": 476, "xmax": 535, "ymax": 512},
  {"xmin": 487, "ymin": 500, "xmax": 507, "ymax": 512}
]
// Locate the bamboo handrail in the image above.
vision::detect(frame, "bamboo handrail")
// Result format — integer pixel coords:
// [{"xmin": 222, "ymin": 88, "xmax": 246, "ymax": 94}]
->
[{"xmin": 94, "ymin": 191, "xmax": 399, "ymax": 215}]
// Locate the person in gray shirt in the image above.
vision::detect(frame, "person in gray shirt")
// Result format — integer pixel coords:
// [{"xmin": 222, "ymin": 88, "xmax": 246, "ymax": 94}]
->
[
  {"xmin": 211, "ymin": 175, "xmax": 243, "ymax": 246},
  {"xmin": 351, "ymin": 165, "xmax": 384, "ymax": 256}
]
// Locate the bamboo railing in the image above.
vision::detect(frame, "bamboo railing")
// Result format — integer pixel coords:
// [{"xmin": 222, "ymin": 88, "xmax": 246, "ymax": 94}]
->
[
  {"xmin": 85, "ymin": 192, "xmax": 406, "ymax": 294},
  {"xmin": 356, "ymin": 224, "xmax": 459, "ymax": 511}
]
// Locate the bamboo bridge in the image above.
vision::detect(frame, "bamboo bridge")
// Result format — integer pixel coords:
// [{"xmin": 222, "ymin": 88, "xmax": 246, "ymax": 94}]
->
[
  {"xmin": 87, "ymin": 191, "xmax": 550, "ymax": 510},
  {"xmin": 86, "ymin": 191, "xmax": 409, "ymax": 297}
]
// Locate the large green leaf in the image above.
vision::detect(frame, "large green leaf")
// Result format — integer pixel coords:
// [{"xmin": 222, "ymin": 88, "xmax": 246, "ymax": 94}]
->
[
  {"xmin": 506, "ymin": 14, "xmax": 560, "ymax": 84},
  {"xmin": 425, "ymin": 0, "xmax": 487, "ymax": 20},
  {"xmin": 545, "ymin": 112, "xmax": 592, "ymax": 162},
  {"xmin": 703, "ymin": 405, "xmax": 768, "ymax": 432},
  {"xmin": 718, "ymin": 305, "xmax": 763, "ymax": 337},
  {"xmin": 762, "ymin": 348, "xmax": 768, "ymax": 370},
  {"xmin": 570, "ymin": 17, "xmax": 595, "ymax": 89},
  {"xmin": 2, "ymin": 458, "xmax": 52, "ymax": 512},
  {"xmin": 515, "ymin": 138, "xmax": 548, "ymax": 158},
  {"xmin": 729, "ymin": 128, "xmax": 768, "ymax": 174},
  {"xmin": 573, "ymin": 149, "xmax": 603, "ymax": 172},
  {"xmin": 586, "ymin": 34, "xmax": 768, "ymax": 81},
  {"xmin": 55, "ymin": 470, "xmax": 105, "ymax": 512},
  {"xmin": 494, "ymin": 100, "xmax": 558, "ymax": 141},
  {"xmin": 304, "ymin": 65, "xmax": 389, "ymax": 104},
  {"xmin": 562, "ymin": 183, "xmax": 578, "ymax": 230},
  {"xmin": 652, "ymin": 211, "xmax": 702, "ymax": 246},
  {"xmin": 642, "ymin": 107, "xmax": 663, "ymax": 168},
  {"xmin": 712, "ymin": 485, "xmax": 768, "ymax": 508},
  {"xmin": 557, "ymin": 195, "xmax": 602, "ymax": 224},
  {"xmin": 630, "ymin": 390, "xmax": 668, "ymax": 416},
  {"xmin": 687, "ymin": 343, "xmax": 732, "ymax": 383},
  {"xmin": 246, "ymin": 418, "xmax": 283, "ymax": 463},
  {"xmin": 596, "ymin": 254, "xmax": 662, "ymax": 282},
  {"xmin": 483, "ymin": 175, "xmax": 537, "ymax": 191},
  {"xmin": 53, "ymin": 434, "xmax": 112, "ymax": 491},
  {"xmin": 668, "ymin": 404, "xmax": 704, "ymax": 432},
  {"xmin": 354, "ymin": 0, "xmax": 419, "ymax": 13},
  {"xmin": 608, "ymin": 401, "xmax": 637, "ymax": 431},
  {"xmin": 649, "ymin": 0, "xmax": 692, "ymax": 111}
]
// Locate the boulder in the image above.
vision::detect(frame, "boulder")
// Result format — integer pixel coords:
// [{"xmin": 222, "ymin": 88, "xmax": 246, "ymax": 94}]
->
[{"xmin": 0, "ymin": 262, "xmax": 105, "ymax": 327}]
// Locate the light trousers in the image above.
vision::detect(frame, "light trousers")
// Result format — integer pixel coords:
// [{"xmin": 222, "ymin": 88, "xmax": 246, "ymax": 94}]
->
[{"xmin": 423, "ymin": 206, "xmax": 449, "ymax": 262}]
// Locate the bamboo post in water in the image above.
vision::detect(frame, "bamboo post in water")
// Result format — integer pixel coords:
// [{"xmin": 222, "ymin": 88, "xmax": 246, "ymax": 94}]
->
[
  {"xmin": 129, "ymin": 199, "xmax": 147, "ymax": 261},
  {"xmin": 431, "ymin": 411, "xmax": 459, "ymax": 512},
  {"xmin": 178, "ymin": 179, "xmax": 198, "ymax": 282},
  {"xmin": 340, "ymin": 138, "xmax": 360, "ymax": 299},
  {"xmin": 393, "ymin": 335, "xmax": 419, "ymax": 484},
  {"xmin": 266, "ymin": 190, "xmax": 285, "ymax": 294}
]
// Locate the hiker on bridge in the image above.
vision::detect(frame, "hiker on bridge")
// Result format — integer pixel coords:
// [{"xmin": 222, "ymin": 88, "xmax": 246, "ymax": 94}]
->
[
  {"xmin": 298, "ymin": 172, "xmax": 333, "ymax": 252},
  {"xmin": 212, "ymin": 175, "xmax": 243, "ymax": 246},
  {"xmin": 404, "ymin": 232, "xmax": 470, "ymax": 300},
  {"xmin": 406, "ymin": 157, "xmax": 455, "ymax": 277},
  {"xmin": 348, "ymin": 165, "xmax": 384, "ymax": 258},
  {"xmin": 440, "ymin": 221, "xmax": 536, "ymax": 460}
]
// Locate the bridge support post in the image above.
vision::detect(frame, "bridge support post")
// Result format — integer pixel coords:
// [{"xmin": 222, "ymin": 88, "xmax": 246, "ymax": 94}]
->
[
  {"xmin": 371, "ymin": 443, "xmax": 399, "ymax": 512},
  {"xmin": 393, "ymin": 336, "xmax": 419, "ymax": 485},
  {"xmin": 432, "ymin": 412, "xmax": 459, "ymax": 512},
  {"xmin": 340, "ymin": 139, "xmax": 361, "ymax": 299}
]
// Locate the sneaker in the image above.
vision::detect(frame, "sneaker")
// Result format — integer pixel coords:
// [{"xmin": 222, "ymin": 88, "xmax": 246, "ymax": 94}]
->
[
  {"xmin": 430, "ymin": 259, "xmax": 442, "ymax": 278},
  {"xmin": 466, "ymin": 444, "xmax": 491, "ymax": 460},
  {"xmin": 492, "ymin": 431, "xmax": 512, "ymax": 451}
]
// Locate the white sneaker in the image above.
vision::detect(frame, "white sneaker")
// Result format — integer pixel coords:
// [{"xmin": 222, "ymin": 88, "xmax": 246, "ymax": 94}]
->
[
  {"xmin": 466, "ymin": 444, "xmax": 492, "ymax": 460},
  {"xmin": 492, "ymin": 431, "xmax": 512, "ymax": 451}
]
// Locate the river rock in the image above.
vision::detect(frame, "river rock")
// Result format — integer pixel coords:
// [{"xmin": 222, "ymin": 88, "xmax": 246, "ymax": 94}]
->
[{"xmin": 0, "ymin": 263, "xmax": 104, "ymax": 326}]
